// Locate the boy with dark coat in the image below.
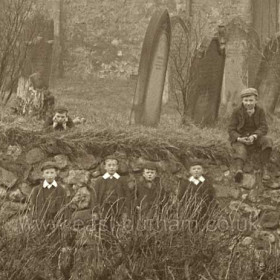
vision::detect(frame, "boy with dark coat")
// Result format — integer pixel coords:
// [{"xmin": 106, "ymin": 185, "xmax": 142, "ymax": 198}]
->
[
  {"xmin": 134, "ymin": 162, "xmax": 169, "ymax": 218},
  {"xmin": 92, "ymin": 156, "xmax": 129, "ymax": 228},
  {"xmin": 228, "ymin": 88, "xmax": 273, "ymax": 182},
  {"xmin": 30, "ymin": 161, "xmax": 67, "ymax": 223},
  {"xmin": 44, "ymin": 106, "xmax": 74, "ymax": 131},
  {"xmin": 177, "ymin": 160, "xmax": 216, "ymax": 226}
]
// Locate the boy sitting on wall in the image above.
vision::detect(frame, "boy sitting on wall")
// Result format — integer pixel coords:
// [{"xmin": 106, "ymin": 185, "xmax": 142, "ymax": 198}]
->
[{"xmin": 228, "ymin": 88, "xmax": 273, "ymax": 183}]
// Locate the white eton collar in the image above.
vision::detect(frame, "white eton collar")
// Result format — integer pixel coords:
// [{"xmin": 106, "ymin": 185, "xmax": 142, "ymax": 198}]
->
[
  {"xmin": 189, "ymin": 176, "xmax": 205, "ymax": 185},
  {"xmin": 43, "ymin": 180, "xmax": 58, "ymax": 189},
  {"xmin": 103, "ymin": 172, "xmax": 120, "ymax": 180}
]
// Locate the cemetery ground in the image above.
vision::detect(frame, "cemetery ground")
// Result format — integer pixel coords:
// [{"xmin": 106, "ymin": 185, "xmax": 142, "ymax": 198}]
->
[{"xmin": 2, "ymin": 76, "xmax": 280, "ymax": 279}]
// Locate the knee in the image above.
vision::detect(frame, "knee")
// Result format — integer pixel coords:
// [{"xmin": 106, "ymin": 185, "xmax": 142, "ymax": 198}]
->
[{"xmin": 232, "ymin": 142, "xmax": 247, "ymax": 160}]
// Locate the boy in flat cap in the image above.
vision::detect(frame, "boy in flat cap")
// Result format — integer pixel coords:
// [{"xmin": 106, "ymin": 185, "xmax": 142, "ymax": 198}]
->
[
  {"xmin": 44, "ymin": 106, "xmax": 74, "ymax": 131},
  {"xmin": 228, "ymin": 88, "xmax": 273, "ymax": 183},
  {"xmin": 30, "ymin": 161, "xmax": 68, "ymax": 223},
  {"xmin": 177, "ymin": 160, "xmax": 216, "ymax": 223},
  {"xmin": 134, "ymin": 162, "xmax": 169, "ymax": 218},
  {"xmin": 92, "ymin": 155, "xmax": 129, "ymax": 231}
]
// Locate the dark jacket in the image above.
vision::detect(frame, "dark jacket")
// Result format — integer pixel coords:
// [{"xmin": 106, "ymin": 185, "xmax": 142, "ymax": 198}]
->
[
  {"xmin": 30, "ymin": 183, "xmax": 67, "ymax": 222},
  {"xmin": 228, "ymin": 105, "xmax": 268, "ymax": 144},
  {"xmin": 177, "ymin": 177, "xmax": 216, "ymax": 223},
  {"xmin": 92, "ymin": 176, "xmax": 129, "ymax": 218},
  {"xmin": 134, "ymin": 176, "xmax": 169, "ymax": 217}
]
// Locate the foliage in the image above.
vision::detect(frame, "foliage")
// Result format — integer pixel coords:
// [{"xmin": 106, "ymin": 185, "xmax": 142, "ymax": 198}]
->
[{"xmin": 0, "ymin": 0, "xmax": 36, "ymax": 104}]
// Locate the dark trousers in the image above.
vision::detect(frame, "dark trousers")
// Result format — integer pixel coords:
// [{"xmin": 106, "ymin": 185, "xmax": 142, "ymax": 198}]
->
[{"xmin": 232, "ymin": 136, "xmax": 273, "ymax": 166}]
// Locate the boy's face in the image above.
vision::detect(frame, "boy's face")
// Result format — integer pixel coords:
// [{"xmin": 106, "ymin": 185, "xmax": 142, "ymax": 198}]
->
[
  {"xmin": 143, "ymin": 169, "xmax": 157, "ymax": 181},
  {"xmin": 54, "ymin": 112, "xmax": 67, "ymax": 124},
  {"xmin": 242, "ymin": 95, "xmax": 257, "ymax": 110},
  {"xmin": 189, "ymin": 165, "xmax": 203, "ymax": 178},
  {"xmin": 42, "ymin": 168, "xmax": 57, "ymax": 183},
  {"xmin": 104, "ymin": 159, "xmax": 118, "ymax": 175}
]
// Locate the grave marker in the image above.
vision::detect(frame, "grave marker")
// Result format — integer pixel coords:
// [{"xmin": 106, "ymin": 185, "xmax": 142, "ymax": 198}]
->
[{"xmin": 130, "ymin": 10, "xmax": 171, "ymax": 127}]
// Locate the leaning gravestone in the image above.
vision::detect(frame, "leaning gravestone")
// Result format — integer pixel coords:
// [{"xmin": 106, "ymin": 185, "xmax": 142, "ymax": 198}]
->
[
  {"xmin": 16, "ymin": 15, "xmax": 54, "ymax": 118},
  {"xmin": 130, "ymin": 9, "xmax": 171, "ymax": 127},
  {"xmin": 186, "ymin": 29, "xmax": 226, "ymax": 126},
  {"xmin": 254, "ymin": 34, "xmax": 280, "ymax": 117},
  {"xmin": 220, "ymin": 18, "xmax": 260, "ymax": 116}
]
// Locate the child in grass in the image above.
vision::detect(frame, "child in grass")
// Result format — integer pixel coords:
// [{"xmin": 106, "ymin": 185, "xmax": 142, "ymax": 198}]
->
[
  {"xmin": 44, "ymin": 106, "xmax": 74, "ymax": 131},
  {"xmin": 134, "ymin": 162, "xmax": 169, "ymax": 218},
  {"xmin": 92, "ymin": 155, "xmax": 129, "ymax": 231},
  {"xmin": 30, "ymin": 161, "xmax": 68, "ymax": 224},
  {"xmin": 177, "ymin": 159, "xmax": 216, "ymax": 227}
]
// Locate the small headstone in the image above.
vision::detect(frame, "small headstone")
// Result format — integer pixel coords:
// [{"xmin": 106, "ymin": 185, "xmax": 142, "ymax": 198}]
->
[
  {"xmin": 26, "ymin": 148, "xmax": 46, "ymax": 164},
  {"xmin": 259, "ymin": 211, "xmax": 279, "ymax": 230},
  {"xmin": 54, "ymin": 154, "xmax": 69, "ymax": 169},
  {"xmin": 0, "ymin": 167, "xmax": 18, "ymax": 188}
]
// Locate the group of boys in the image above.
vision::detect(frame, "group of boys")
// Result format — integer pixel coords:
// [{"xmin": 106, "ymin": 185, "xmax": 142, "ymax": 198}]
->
[
  {"xmin": 33, "ymin": 86, "xmax": 273, "ymax": 228},
  {"xmin": 30, "ymin": 156, "xmax": 215, "ymax": 231}
]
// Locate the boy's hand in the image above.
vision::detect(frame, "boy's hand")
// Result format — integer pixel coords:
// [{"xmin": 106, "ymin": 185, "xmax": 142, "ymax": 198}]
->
[
  {"xmin": 62, "ymin": 122, "xmax": 67, "ymax": 130},
  {"xmin": 237, "ymin": 137, "xmax": 253, "ymax": 145}
]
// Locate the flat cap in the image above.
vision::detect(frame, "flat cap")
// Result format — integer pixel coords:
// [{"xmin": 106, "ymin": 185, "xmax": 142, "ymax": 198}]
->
[
  {"xmin": 41, "ymin": 161, "xmax": 59, "ymax": 171},
  {"xmin": 104, "ymin": 155, "xmax": 119, "ymax": 163},
  {"xmin": 143, "ymin": 161, "xmax": 158, "ymax": 171},
  {"xmin": 189, "ymin": 159, "xmax": 204, "ymax": 168},
  {"xmin": 54, "ymin": 106, "xmax": 68, "ymax": 113},
  {"xmin": 240, "ymin": 88, "xmax": 258, "ymax": 98}
]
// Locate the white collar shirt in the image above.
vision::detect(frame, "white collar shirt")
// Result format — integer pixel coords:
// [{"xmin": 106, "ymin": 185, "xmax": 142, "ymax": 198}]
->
[
  {"xmin": 189, "ymin": 176, "xmax": 205, "ymax": 186},
  {"xmin": 103, "ymin": 172, "xmax": 120, "ymax": 180},
  {"xmin": 43, "ymin": 180, "xmax": 58, "ymax": 189}
]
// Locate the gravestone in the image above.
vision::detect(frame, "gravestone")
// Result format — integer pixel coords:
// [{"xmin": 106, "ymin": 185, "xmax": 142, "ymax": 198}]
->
[
  {"xmin": 254, "ymin": 34, "xmax": 280, "ymax": 117},
  {"xmin": 186, "ymin": 29, "xmax": 226, "ymax": 126},
  {"xmin": 221, "ymin": 18, "xmax": 260, "ymax": 116},
  {"xmin": 130, "ymin": 9, "xmax": 171, "ymax": 127},
  {"xmin": 16, "ymin": 15, "xmax": 55, "ymax": 118}
]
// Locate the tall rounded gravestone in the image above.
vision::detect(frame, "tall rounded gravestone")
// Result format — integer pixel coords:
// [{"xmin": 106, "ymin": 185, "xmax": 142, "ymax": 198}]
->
[{"xmin": 130, "ymin": 10, "xmax": 171, "ymax": 127}]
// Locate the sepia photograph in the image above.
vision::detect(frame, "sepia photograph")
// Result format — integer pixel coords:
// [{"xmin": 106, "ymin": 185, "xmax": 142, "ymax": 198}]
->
[{"xmin": 0, "ymin": 0, "xmax": 280, "ymax": 279}]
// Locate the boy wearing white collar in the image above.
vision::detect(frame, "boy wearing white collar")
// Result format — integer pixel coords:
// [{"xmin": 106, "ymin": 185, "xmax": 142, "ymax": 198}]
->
[
  {"xmin": 93, "ymin": 155, "xmax": 128, "ymax": 225},
  {"xmin": 177, "ymin": 159, "xmax": 216, "ymax": 220},
  {"xmin": 30, "ymin": 161, "xmax": 67, "ymax": 222}
]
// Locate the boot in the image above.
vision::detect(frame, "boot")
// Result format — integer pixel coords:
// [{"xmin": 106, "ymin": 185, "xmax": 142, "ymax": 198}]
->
[{"xmin": 234, "ymin": 158, "xmax": 244, "ymax": 183}]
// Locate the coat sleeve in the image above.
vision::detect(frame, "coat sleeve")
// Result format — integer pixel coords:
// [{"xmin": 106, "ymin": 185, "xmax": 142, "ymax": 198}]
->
[
  {"xmin": 228, "ymin": 109, "xmax": 241, "ymax": 143},
  {"xmin": 253, "ymin": 108, "xmax": 268, "ymax": 137},
  {"xmin": 66, "ymin": 116, "xmax": 75, "ymax": 128},
  {"xmin": 92, "ymin": 178, "xmax": 102, "ymax": 214}
]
